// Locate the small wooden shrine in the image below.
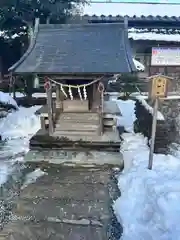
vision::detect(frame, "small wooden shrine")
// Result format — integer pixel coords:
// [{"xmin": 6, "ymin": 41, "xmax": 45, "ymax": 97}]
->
[{"xmin": 9, "ymin": 18, "xmax": 135, "ymax": 143}]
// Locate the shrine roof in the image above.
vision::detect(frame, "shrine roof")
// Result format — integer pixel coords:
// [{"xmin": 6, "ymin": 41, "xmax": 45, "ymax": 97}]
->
[
  {"xmin": 9, "ymin": 21, "xmax": 136, "ymax": 74},
  {"xmin": 82, "ymin": 15, "xmax": 180, "ymax": 23}
]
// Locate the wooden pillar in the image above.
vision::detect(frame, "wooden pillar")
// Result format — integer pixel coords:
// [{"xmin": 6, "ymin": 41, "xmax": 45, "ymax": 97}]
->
[
  {"xmin": 92, "ymin": 82, "xmax": 96, "ymax": 109},
  {"xmin": 45, "ymin": 79, "xmax": 54, "ymax": 135},
  {"xmin": 34, "ymin": 75, "xmax": 39, "ymax": 88},
  {"xmin": 13, "ymin": 76, "xmax": 16, "ymax": 99},
  {"xmin": 59, "ymin": 89, "xmax": 64, "ymax": 110},
  {"xmin": 56, "ymin": 84, "xmax": 61, "ymax": 109},
  {"xmin": 100, "ymin": 90, "xmax": 104, "ymax": 135},
  {"xmin": 40, "ymin": 116, "xmax": 46, "ymax": 133},
  {"xmin": 92, "ymin": 82, "xmax": 99, "ymax": 111},
  {"xmin": 56, "ymin": 82, "xmax": 64, "ymax": 110}
]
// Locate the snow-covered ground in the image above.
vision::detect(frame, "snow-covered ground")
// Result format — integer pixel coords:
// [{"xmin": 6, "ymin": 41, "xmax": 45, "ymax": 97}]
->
[
  {"xmin": 21, "ymin": 168, "xmax": 47, "ymax": 190},
  {"xmin": 113, "ymin": 97, "xmax": 180, "ymax": 240},
  {"xmin": 2, "ymin": 90, "xmax": 180, "ymax": 239},
  {"xmin": 0, "ymin": 92, "xmax": 41, "ymax": 186},
  {"xmin": 0, "ymin": 92, "xmax": 18, "ymax": 109},
  {"xmin": 136, "ymin": 96, "xmax": 164, "ymax": 120},
  {"xmin": 116, "ymin": 99, "xmax": 136, "ymax": 133},
  {"xmin": 13, "ymin": 92, "xmax": 56, "ymax": 98}
]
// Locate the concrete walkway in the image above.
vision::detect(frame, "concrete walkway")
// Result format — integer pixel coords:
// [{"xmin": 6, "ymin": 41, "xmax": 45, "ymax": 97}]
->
[{"xmin": 0, "ymin": 164, "xmax": 121, "ymax": 240}]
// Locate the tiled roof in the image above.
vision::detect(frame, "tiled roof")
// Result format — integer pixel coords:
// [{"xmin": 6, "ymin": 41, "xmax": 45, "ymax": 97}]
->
[
  {"xmin": 82, "ymin": 15, "xmax": 180, "ymax": 23},
  {"xmin": 79, "ymin": 15, "xmax": 180, "ymax": 42},
  {"xmin": 10, "ymin": 22, "xmax": 135, "ymax": 74}
]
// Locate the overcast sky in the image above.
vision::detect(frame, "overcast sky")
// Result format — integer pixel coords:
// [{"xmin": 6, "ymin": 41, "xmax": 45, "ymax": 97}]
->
[{"xmin": 82, "ymin": 2, "xmax": 180, "ymax": 16}]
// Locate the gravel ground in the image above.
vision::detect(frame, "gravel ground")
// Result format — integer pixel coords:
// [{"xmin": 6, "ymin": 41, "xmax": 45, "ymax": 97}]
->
[{"xmin": 0, "ymin": 162, "xmax": 123, "ymax": 240}]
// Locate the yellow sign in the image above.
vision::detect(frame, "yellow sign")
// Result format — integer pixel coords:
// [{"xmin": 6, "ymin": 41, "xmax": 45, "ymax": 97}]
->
[{"xmin": 149, "ymin": 75, "xmax": 168, "ymax": 98}]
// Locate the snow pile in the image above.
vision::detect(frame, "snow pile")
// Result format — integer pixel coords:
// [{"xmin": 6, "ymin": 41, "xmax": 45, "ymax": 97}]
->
[
  {"xmin": 21, "ymin": 168, "xmax": 47, "ymax": 190},
  {"xmin": 0, "ymin": 162, "xmax": 15, "ymax": 186},
  {"xmin": 114, "ymin": 98, "xmax": 180, "ymax": 240},
  {"xmin": 110, "ymin": 95, "xmax": 164, "ymax": 129},
  {"xmin": 0, "ymin": 92, "xmax": 18, "ymax": 109},
  {"xmin": 0, "ymin": 106, "xmax": 41, "ymax": 141},
  {"xmin": 133, "ymin": 58, "xmax": 145, "ymax": 71},
  {"xmin": 115, "ymin": 99, "xmax": 136, "ymax": 132},
  {"xmin": 0, "ymin": 105, "xmax": 41, "ymax": 187},
  {"xmin": 136, "ymin": 96, "xmax": 164, "ymax": 121},
  {"xmin": 0, "ymin": 105, "xmax": 41, "ymax": 160},
  {"xmin": 114, "ymin": 132, "xmax": 180, "ymax": 240}
]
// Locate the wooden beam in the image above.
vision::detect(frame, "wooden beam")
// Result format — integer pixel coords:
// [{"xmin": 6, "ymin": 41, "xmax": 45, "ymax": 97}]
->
[
  {"xmin": 45, "ymin": 79, "xmax": 54, "ymax": 135},
  {"xmin": 40, "ymin": 75, "xmax": 102, "ymax": 80},
  {"xmin": 59, "ymin": 86, "xmax": 64, "ymax": 110},
  {"xmin": 36, "ymin": 73, "xmax": 113, "ymax": 78}
]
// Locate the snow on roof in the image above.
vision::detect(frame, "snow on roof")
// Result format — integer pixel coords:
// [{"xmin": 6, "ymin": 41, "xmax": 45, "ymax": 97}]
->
[
  {"xmin": 83, "ymin": 2, "xmax": 180, "ymax": 17},
  {"xmin": 136, "ymin": 96, "xmax": 164, "ymax": 121},
  {"xmin": 129, "ymin": 31, "xmax": 180, "ymax": 42},
  {"xmin": 128, "ymin": 27, "xmax": 180, "ymax": 42},
  {"xmin": 82, "ymin": 4, "xmax": 180, "ymax": 42},
  {"xmin": 133, "ymin": 58, "xmax": 145, "ymax": 71}
]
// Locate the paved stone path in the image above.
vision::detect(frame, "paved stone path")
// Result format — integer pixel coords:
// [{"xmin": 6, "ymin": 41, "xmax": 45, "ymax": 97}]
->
[{"xmin": 0, "ymin": 164, "xmax": 121, "ymax": 240}]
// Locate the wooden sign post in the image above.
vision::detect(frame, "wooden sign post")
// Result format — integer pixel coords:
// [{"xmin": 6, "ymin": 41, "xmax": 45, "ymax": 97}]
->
[{"xmin": 148, "ymin": 75, "xmax": 169, "ymax": 170}]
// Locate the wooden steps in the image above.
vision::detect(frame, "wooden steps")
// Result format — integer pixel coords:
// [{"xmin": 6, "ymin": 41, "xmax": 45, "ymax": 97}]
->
[
  {"xmin": 54, "ymin": 112, "xmax": 101, "ymax": 137},
  {"xmin": 58, "ymin": 112, "xmax": 99, "ymax": 122},
  {"xmin": 56, "ymin": 123, "xmax": 99, "ymax": 131},
  {"xmin": 53, "ymin": 130, "xmax": 99, "ymax": 137}
]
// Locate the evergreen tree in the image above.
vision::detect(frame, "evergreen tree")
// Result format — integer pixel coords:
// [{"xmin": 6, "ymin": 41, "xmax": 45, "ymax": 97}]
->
[
  {"xmin": 0, "ymin": 0, "xmax": 87, "ymax": 95},
  {"xmin": 108, "ymin": 73, "xmax": 139, "ymax": 99}
]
